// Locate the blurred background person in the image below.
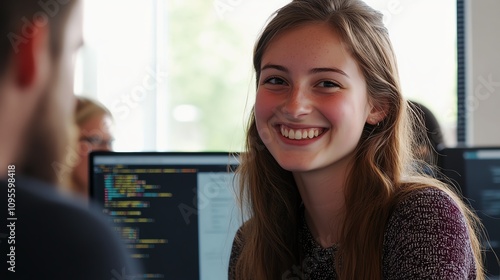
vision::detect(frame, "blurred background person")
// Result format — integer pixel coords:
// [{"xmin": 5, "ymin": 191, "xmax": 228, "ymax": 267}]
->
[
  {"xmin": 409, "ymin": 100, "xmax": 445, "ymax": 166},
  {"xmin": 72, "ymin": 96, "xmax": 114, "ymax": 197}
]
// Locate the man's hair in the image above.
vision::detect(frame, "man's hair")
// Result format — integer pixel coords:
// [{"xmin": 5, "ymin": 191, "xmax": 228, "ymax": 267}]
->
[{"xmin": 0, "ymin": 0, "xmax": 77, "ymax": 75}]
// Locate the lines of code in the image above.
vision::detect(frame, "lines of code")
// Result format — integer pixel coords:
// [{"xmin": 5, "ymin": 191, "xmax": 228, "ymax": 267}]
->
[
  {"xmin": 464, "ymin": 158, "xmax": 500, "ymax": 277},
  {"xmin": 93, "ymin": 165, "xmax": 200, "ymax": 279}
]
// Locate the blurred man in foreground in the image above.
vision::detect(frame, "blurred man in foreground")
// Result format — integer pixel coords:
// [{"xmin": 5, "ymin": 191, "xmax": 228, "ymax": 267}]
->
[{"xmin": 0, "ymin": 0, "xmax": 140, "ymax": 278}]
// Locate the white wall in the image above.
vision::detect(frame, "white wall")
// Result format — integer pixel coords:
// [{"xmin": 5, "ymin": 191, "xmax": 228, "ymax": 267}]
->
[{"xmin": 466, "ymin": 0, "xmax": 500, "ymax": 146}]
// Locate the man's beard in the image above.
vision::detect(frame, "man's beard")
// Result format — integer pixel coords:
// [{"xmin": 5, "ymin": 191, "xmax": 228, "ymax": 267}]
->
[{"xmin": 18, "ymin": 77, "xmax": 77, "ymax": 189}]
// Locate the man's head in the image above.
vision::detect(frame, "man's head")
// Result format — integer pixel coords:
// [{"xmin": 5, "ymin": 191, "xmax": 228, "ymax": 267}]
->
[{"xmin": 0, "ymin": 0, "xmax": 83, "ymax": 184}]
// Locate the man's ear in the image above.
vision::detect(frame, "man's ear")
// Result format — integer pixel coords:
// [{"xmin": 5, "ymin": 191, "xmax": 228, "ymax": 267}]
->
[
  {"xmin": 366, "ymin": 102, "xmax": 388, "ymax": 125},
  {"xmin": 14, "ymin": 24, "xmax": 49, "ymax": 88}
]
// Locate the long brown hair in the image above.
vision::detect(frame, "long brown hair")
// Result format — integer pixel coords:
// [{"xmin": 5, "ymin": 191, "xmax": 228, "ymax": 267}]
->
[{"xmin": 235, "ymin": 0, "xmax": 484, "ymax": 279}]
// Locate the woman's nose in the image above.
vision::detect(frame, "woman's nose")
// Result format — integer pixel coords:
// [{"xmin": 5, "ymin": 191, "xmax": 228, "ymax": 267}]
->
[{"xmin": 280, "ymin": 86, "xmax": 313, "ymax": 119}]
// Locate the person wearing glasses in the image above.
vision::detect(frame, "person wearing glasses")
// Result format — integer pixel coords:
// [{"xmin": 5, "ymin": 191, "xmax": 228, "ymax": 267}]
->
[{"xmin": 71, "ymin": 96, "xmax": 114, "ymax": 197}]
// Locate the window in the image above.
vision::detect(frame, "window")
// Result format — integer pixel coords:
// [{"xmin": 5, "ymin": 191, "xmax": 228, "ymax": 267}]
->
[
  {"xmin": 370, "ymin": 0, "xmax": 457, "ymax": 146},
  {"xmin": 75, "ymin": 0, "xmax": 457, "ymax": 151}
]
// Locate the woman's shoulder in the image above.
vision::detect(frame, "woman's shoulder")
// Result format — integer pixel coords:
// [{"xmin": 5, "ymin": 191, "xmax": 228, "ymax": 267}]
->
[
  {"xmin": 393, "ymin": 187, "xmax": 461, "ymax": 214},
  {"xmin": 383, "ymin": 186, "xmax": 476, "ymax": 279},
  {"xmin": 386, "ymin": 186, "xmax": 469, "ymax": 241}
]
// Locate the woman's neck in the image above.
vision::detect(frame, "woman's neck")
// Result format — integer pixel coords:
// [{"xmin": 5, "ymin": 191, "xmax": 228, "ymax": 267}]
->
[{"xmin": 294, "ymin": 163, "xmax": 349, "ymax": 248}]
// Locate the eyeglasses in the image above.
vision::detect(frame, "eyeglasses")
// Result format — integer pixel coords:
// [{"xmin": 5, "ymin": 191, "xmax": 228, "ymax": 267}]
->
[{"xmin": 79, "ymin": 136, "xmax": 114, "ymax": 149}]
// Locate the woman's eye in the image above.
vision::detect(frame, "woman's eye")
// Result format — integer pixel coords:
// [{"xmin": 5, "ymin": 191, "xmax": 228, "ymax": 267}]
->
[
  {"xmin": 317, "ymin": 81, "xmax": 340, "ymax": 88},
  {"xmin": 264, "ymin": 77, "xmax": 286, "ymax": 85}
]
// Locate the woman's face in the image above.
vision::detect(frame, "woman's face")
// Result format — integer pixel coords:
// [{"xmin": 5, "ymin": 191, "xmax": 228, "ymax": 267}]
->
[
  {"xmin": 73, "ymin": 113, "xmax": 113, "ymax": 196},
  {"xmin": 255, "ymin": 23, "xmax": 380, "ymax": 174}
]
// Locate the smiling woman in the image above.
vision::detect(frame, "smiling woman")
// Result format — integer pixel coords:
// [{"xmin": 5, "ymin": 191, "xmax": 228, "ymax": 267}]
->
[
  {"xmin": 255, "ymin": 23, "xmax": 380, "ymax": 173},
  {"xmin": 229, "ymin": 0, "xmax": 484, "ymax": 279},
  {"xmin": 74, "ymin": 0, "xmax": 456, "ymax": 152}
]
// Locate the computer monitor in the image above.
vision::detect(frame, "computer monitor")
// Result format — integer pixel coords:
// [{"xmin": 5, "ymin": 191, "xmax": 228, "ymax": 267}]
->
[
  {"xmin": 439, "ymin": 147, "xmax": 500, "ymax": 277},
  {"xmin": 89, "ymin": 152, "xmax": 241, "ymax": 280}
]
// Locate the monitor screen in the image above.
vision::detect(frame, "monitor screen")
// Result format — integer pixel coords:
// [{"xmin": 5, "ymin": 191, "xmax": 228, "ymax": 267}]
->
[
  {"xmin": 89, "ymin": 152, "xmax": 241, "ymax": 280},
  {"xmin": 439, "ymin": 147, "xmax": 500, "ymax": 277}
]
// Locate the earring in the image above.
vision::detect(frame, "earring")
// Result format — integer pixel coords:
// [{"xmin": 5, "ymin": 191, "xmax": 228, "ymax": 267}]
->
[{"xmin": 369, "ymin": 118, "xmax": 378, "ymax": 126}]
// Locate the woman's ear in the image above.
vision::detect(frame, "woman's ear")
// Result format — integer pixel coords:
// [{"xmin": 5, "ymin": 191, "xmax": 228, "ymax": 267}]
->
[{"xmin": 366, "ymin": 102, "xmax": 388, "ymax": 125}]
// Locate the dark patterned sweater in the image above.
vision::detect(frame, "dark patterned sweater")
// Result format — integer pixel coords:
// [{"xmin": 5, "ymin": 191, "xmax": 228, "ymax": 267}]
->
[{"xmin": 229, "ymin": 188, "xmax": 477, "ymax": 279}]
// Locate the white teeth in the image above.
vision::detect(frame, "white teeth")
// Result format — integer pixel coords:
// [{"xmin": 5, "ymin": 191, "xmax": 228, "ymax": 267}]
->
[
  {"xmin": 279, "ymin": 125, "xmax": 323, "ymax": 140},
  {"xmin": 295, "ymin": 130, "xmax": 302, "ymax": 140}
]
